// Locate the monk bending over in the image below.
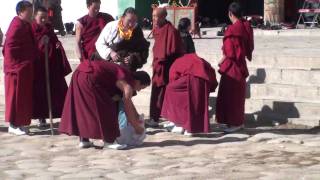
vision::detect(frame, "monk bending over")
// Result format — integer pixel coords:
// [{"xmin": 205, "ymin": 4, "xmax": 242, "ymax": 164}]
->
[
  {"xmin": 161, "ymin": 53, "xmax": 218, "ymax": 135},
  {"xmin": 59, "ymin": 60, "xmax": 150, "ymax": 149}
]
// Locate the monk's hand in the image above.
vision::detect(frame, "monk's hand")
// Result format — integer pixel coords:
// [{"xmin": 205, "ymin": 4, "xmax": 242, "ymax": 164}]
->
[
  {"xmin": 56, "ymin": 42, "xmax": 61, "ymax": 49},
  {"xmin": 124, "ymin": 56, "xmax": 130, "ymax": 65},
  {"xmin": 40, "ymin": 35, "xmax": 50, "ymax": 47},
  {"xmin": 110, "ymin": 50, "xmax": 120, "ymax": 62}
]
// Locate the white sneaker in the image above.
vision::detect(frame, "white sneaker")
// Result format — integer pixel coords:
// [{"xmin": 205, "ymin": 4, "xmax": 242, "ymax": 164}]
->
[
  {"xmin": 8, "ymin": 126, "xmax": 27, "ymax": 136},
  {"xmin": 163, "ymin": 122, "xmax": 175, "ymax": 128},
  {"xmin": 145, "ymin": 119, "xmax": 159, "ymax": 127},
  {"xmin": 223, "ymin": 125, "xmax": 244, "ymax": 134},
  {"xmin": 78, "ymin": 141, "xmax": 94, "ymax": 148},
  {"xmin": 104, "ymin": 141, "xmax": 127, "ymax": 150},
  {"xmin": 171, "ymin": 126, "xmax": 184, "ymax": 134},
  {"xmin": 184, "ymin": 131, "xmax": 194, "ymax": 137}
]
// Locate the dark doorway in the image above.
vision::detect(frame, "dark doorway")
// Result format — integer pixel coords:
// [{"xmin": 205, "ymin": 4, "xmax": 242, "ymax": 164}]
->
[
  {"xmin": 198, "ymin": 0, "xmax": 264, "ymax": 26},
  {"xmin": 285, "ymin": 0, "xmax": 305, "ymax": 23}
]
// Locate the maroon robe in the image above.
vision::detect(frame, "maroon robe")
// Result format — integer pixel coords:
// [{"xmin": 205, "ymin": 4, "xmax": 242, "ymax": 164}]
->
[
  {"xmin": 31, "ymin": 22, "xmax": 72, "ymax": 119},
  {"xmin": 78, "ymin": 13, "xmax": 114, "ymax": 60},
  {"xmin": 2, "ymin": 17, "xmax": 38, "ymax": 126},
  {"xmin": 150, "ymin": 21, "xmax": 184, "ymax": 122},
  {"xmin": 216, "ymin": 19, "xmax": 254, "ymax": 126},
  {"xmin": 59, "ymin": 60, "xmax": 134, "ymax": 142},
  {"xmin": 161, "ymin": 54, "xmax": 218, "ymax": 133}
]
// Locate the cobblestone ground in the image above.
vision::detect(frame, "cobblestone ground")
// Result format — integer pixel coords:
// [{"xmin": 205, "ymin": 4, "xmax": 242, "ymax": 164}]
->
[
  {"xmin": 1, "ymin": 30, "xmax": 320, "ymax": 180},
  {"xmin": 0, "ymin": 103, "xmax": 320, "ymax": 180}
]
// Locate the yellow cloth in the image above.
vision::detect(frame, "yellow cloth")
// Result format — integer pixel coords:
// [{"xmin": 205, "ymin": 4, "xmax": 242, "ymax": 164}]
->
[{"xmin": 118, "ymin": 19, "xmax": 134, "ymax": 40}]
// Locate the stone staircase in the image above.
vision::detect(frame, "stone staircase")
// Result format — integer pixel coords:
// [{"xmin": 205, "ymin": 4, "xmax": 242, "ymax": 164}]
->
[{"xmin": 1, "ymin": 29, "xmax": 320, "ymax": 127}]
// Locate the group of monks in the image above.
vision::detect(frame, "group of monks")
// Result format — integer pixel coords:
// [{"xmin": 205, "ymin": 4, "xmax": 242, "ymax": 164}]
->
[{"xmin": 2, "ymin": 0, "xmax": 253, "ymax": 149}]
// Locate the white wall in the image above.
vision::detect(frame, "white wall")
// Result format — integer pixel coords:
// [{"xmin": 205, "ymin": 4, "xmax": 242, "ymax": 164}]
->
[
  {"xmin": 0, "ymin": 0, "xmax": 118, "ymax": 34},
  {"xmin": 61, "ymin": 0, "xmax": 118, "ymax": 24}
]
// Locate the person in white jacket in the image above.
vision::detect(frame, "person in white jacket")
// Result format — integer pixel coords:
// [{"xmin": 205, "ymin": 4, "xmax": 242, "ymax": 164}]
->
[{"xmin": 95, "ymin": 7, "xmax": 149, "ymax": 70}]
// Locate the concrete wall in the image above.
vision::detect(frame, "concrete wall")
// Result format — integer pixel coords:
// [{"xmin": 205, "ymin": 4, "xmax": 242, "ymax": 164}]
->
[{"xmin": 0, "ymin": 0, "xmax": 118, "ymax": 34}]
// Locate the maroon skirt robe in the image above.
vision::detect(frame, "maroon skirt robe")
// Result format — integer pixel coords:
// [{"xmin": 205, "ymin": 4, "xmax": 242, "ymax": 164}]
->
[
  {"xmin": 150, "ymin": 21, "xmax": 184, "ymax": 122},
  {"xmin": 216, "ymin": 19, "xmax": 254, "ymax": 127},
  {"xmin": 161, "ymin": 54, "xmax": 218, "ymax": 133},
  {"xmin": 59, "ymin": 61, "xmax": 134, "ymax": 142},
  {"xmin": 2, "ymin": 17, "xmax": 38, "ymax": 126}
]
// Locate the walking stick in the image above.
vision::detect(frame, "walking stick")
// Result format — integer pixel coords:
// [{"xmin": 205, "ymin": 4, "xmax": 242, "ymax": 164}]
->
[{"xmin": 43, "ymin": 35, "xmax": 54, "ymax": 136}]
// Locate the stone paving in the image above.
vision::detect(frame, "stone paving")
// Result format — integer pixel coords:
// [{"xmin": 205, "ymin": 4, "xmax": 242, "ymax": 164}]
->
[
  {"xmin": 1, "ymin": 29, "xmax": 320, "ymax": 179},
  {"xmin": 0, "ymin": 104, "xmax": 320, "ymax": 180}
]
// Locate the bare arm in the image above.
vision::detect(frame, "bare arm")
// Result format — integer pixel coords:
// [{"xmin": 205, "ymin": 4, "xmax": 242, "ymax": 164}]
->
[
  {"xmin": 75, "ymin": 22, "xmax": 83, "ymax": 59},
  {"xmin": 116, "ymin": 80, "xmax": 133, "ymax": 100},
  {"xmin": 116, "ymin": 80, "xmax": 144, "ymax": 134},
  {"xmin": 123, "ymin": 98, "xmax": 144, "ymax": 134}
]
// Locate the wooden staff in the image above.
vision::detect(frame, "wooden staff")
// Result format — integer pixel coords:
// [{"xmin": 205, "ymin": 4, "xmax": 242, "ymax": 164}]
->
[{"xmin": 43, "ymin": 35, "xmax": 54, "ymax": 136}]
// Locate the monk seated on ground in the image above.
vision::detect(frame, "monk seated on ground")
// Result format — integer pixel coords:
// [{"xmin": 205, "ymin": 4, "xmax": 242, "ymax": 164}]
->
[
  {"xmin": 59, "ymin": 60, "xmax": 151, "ymax": 149},
  {"xmin": 161, "ymin": 53, "xmax": 218, "ymax": 136}
]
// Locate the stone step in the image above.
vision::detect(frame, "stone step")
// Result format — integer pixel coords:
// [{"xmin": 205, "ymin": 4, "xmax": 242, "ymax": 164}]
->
[
  {"xmin": 247, "ymin": 68, "xmax": 320, "ymax": 87},
  {"xmin": 133, "ymin": 99, "xmax": 320, "ymax": 127},
  {"xmin": 205, "ymin": 54, "xmax": 320, "ymax": 71},
  {"xmin": 288, "ymin": 118, "xmax": 320, "ymax": 127},
  {"xmin": 244, "ymin": 99, "xmax": 320, "ymax": 119},
  {"xmin": 248, "ymin": 83, "xmax": 320, "ymax": 103},
  {"xmin": 61, "ymin": 52, "xmax": 320, "ymax": 71},
  {"xmin": 133, "ymin": 92, "xmax": 320, "ymax": 117},
  {"xmin": 57, "ymin": 36, "xmax": 320, "ymax": 71}
]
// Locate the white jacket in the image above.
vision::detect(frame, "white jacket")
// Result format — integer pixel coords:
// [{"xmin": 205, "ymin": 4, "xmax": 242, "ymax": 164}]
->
[{"xmin": 95, "ymin": 20, "xmax": 122, "ymax": 60}]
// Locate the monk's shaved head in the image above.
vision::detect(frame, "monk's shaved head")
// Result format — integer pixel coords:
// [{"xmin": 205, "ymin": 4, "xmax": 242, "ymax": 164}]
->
[
  {"xmin": 153, "ymin": 8, "xmax": 167, "ymax": 27},
  {"xmin": 155, "ymin": 8, "xmax": 167, "ymax": 18}
]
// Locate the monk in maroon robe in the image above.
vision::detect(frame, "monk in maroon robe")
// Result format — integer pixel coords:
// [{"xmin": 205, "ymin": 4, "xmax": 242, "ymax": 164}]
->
[
  {"xmin": 31, "ymin": 7, "xmax": 72, "ymax": 123},
  {"xmin": 76, "ymin": 0, "xmax": 114, "ymax": 61},
  {"xmin": 216, "ymin": 2, "xmax": 254, "ymax": 133},
  {"xmin": 161, "ymin": 54, "xmax": 218, "ymax": 135},
  {"xmin": 59, "ymin": 60, "xmax": 150, "ymax": 149},
  {"xmin": 2, "ymin": 1, "xmax": 37, "ymax": 135},
  {"xmin": 149, "ymin": 8, "xmax": 184, "ymax": 126}
]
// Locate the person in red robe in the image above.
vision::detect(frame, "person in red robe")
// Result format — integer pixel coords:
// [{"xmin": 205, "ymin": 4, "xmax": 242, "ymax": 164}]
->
[
  {"xmin": 148, "ymin": 8, "xmax": 184, "ymax": 127},
  {"xmin": 59, "ymin": 60, "xmax": 150, "ymax": 149},
  {"xmin": 0, "ymin": 27, "xmax": 3, "ymax": 46},
  {"xmin": 216, "ymin": 2, "xmax": 254, "ymax": 133},
  {"xmin": 31, "ymin": 7, "xmax": 72, "ymax": 126},
  {"xmin": 76, "ymin": 0, "xmax": 114, "ymax": 61},
  {"xmin": 2, "ymin": 1, "xmax": 38, "ymax": 135},
  {"xmin": 161, "ymin": 54, "xmax": 218, "ymax": 135}
]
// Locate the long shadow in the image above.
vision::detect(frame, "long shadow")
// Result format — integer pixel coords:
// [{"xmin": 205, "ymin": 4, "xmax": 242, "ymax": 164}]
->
[
  {"xmin": 246, "ymin": 68, "xmax": 266, "ymax": 99},
  {"xmin": 27, "ymin": 122, "xmax": 60, "ymax": 136},
  {"xmin": 0, "ymin": 125, "xmax": 8, "ymax": 133},
  {"xmin": 140, "ymin": 136, "xmax": 248, "ymax": 148},
  {"xmin": 193, "ymin": 37, "xmax": 223, "ymax": 40},
  {"xmin": 245, "ymin": 102, "xmax": 300, "ymax": 128},
  {"xmin": 245, "ymin": 68, "xmax": 301, "ymax": 127},
  {"xmin": 242, "ymin": 127, "xmax": 320, "ymax": 136}
]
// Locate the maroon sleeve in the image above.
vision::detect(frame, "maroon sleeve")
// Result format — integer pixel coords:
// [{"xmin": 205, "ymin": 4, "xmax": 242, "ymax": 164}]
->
[{"xmin": 4, "ymin": 20, "xmax": 25, "ymax": 62}]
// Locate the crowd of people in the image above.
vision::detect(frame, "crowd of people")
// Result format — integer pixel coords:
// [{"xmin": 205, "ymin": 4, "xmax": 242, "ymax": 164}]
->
[{"xmin": 1, "ymin": 0, "xmax": 254, "ymax": 149}]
